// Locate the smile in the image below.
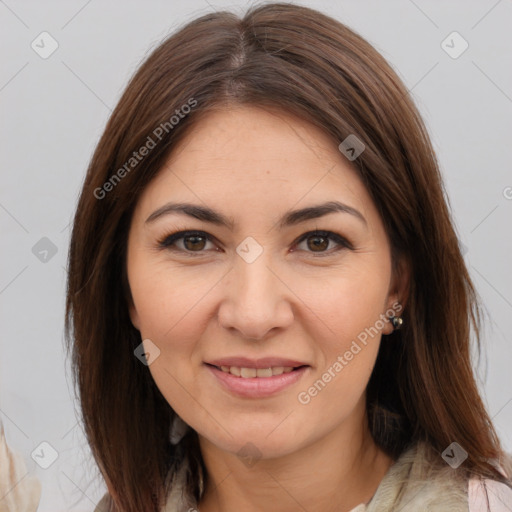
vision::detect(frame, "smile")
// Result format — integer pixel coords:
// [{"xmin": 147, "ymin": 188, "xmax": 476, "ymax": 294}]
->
[
  {"xmin": 205, "ymin": 363, "xmax": 309, "ymax": 398},
  {"xmin": 217, "ymin": 365, "xmax": 297, "ymax": 378}
]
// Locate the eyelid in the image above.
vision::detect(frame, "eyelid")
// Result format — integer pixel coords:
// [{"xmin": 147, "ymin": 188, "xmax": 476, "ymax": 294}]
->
[
  {"xmin": 157, "ymin": 229, "xmax": 353, "ymax": 255},
  {"xmin": 294, "ymin": 230, "xmax": 353, "ymax": 253},
  {"xmin": 157, "ymin": 230, "xmax": 219, "ymax": 254}
]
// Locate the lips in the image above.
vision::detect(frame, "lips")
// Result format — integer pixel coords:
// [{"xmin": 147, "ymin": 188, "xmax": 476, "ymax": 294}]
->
[
  {"xmin": 205, "ymin": 360, "xmax": 310, "ymax": 398},
  {"xmin": 205, "ymin": 357, "xmax": 308, "ymax": 379},
  {"xmin": 206, "ymin": 357, "xmax": 308, "ymax": 369},
  {"xmin": 214, "ymin": 365, "xmax": 298, "ymax": 378}
]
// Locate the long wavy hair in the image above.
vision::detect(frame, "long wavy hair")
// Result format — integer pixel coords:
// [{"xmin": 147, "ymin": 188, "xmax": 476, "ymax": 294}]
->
[{"xmin": 65, "ymin": 3, "xmax": 510, "ymax": 511}]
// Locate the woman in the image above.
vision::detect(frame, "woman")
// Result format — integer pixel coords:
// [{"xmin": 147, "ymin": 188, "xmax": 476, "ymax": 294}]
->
[{"xmin": 65, "ymin": 3, "xmax": 512, "ymax": 511}]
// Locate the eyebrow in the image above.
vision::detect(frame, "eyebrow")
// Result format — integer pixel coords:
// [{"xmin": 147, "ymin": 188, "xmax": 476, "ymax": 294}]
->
[{"xmin": 145, "ymin": 200, "xmax": 367, "ymax": 229}]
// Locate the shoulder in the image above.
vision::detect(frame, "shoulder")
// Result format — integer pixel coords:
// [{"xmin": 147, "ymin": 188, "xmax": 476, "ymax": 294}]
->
[
  {"xmin": 0, "ymin": 426, "xmax": 41, "ymax": 512},
  {"xmin": 93, "ymin": 443, "xmax": 512, "ymax": 512},
  {"xmin": 368, "ymin": 441, "xmax": 512, "ymax": 512},
  {"xmin": 468, "ymin": 450, "xmax": 512, "ymax": 512},
  {"xmin": 469, "ymin": 477, "xmax": 512, "ymax": 511}
]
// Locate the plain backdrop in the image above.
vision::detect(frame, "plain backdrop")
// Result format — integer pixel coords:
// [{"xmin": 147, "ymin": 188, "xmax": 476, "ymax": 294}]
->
[{"xmin": 1, "ymin": 0, "xmax": 511, "ymax": 510}]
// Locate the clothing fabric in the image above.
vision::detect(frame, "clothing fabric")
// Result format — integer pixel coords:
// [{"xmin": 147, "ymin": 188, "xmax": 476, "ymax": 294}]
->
[
  {"xmin": 95, "ymin": 440, "xmax": 512, "ymax": 511},
  {"xmin": 0, "ymin": 426, "xmax": 41, "ymax": 512}
]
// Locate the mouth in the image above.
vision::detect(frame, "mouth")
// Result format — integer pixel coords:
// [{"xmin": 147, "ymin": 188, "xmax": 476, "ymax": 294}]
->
[
  {"xmin": 205, "ymin": 363, "xmax": 308, "ymax": 378},
  {"xmin": 204, "ymin": 358, "xmax": 310, "ymax": 398}
]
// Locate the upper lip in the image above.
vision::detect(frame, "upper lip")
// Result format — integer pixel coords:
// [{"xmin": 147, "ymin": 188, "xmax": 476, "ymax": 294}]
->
[{"xmin": 206, "ymin": 357, "xmax": 309, "ymax": 368}]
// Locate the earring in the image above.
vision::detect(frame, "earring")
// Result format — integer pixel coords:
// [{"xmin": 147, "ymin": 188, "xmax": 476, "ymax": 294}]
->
[
  {"xmin": 169, "ymin": 414, "xmax": 190, "ymax": 445},
  {"xmin": 387, "ymin": 302, "xmax": 404, "ymax": 331},
  {"xmin": 389, "ymin": 314, "xmax": 403, "ymax": 330}
]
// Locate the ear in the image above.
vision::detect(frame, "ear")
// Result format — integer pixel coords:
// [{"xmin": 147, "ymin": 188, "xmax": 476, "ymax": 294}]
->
[
  {"xmin": 382, "ymin": 253, "xmax": 410, "ymax": 335},
  {"xmin": 127, "ymin": 294, "xmax": 141, "ymax": 331}
]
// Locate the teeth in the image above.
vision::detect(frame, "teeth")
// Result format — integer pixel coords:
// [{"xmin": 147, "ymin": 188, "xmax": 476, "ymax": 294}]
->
[
  {"xmin": 256, "ymin": 368, "xmax": 272, "ymax": 377},
  {"xmin": 241, "ymin": 367, "xmax": 257, "ymax": 378},
  {"xmin": 230, "ymin": 366, "xmax": 241, "ymax": 377},
  {"xmin": 217, "ymin": 365, "xmax": 298, "ymax": 377}
]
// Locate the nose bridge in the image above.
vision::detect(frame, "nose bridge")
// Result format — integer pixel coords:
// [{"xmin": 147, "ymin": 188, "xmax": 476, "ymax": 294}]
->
[
  {"xmin": 218, "ymin": 245, "xmax": 293, "ymax": 340},
  {"xmin": 236, "ymin": 249, "xmax": 275, "ymax": 306}
]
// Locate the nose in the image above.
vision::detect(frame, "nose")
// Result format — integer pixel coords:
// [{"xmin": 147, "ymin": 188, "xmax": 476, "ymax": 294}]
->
[{"xmin": 217, "ymin": 251, "xmax": 294, "ymax": 341}]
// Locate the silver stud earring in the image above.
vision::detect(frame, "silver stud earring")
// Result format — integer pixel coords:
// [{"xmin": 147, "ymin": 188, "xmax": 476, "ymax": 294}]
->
[{"xmin": 389, "ymin": 314, "xmax": 403, "ymax": 330}]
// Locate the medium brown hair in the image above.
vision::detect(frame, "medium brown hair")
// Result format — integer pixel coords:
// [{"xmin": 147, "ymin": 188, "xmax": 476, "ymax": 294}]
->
[{"xmin": 65, "ymin": 3, "xmax": 510, "ymax": 510}]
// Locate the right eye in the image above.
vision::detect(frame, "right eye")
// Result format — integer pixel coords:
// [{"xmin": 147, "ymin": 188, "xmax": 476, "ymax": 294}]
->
[{"xmin": 158, "ymin": 230, "xmax": 219, "ymax": 255}]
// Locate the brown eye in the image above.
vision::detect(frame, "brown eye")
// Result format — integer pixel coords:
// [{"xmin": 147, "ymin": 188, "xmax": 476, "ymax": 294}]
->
[
  {"xmin": 294, "ymin": 230, "xmax": 351, "ymax": 255},
  {"xmin": 159, "ymin": 231, "xmax": 216, "ymax": 254},
  {"xmin": 306, "ymin": 234, "xmax": 329, "ymax": 252},
  {"xmin": 183, "ymin": 234, "xmax": 207, "ymax": 251}
]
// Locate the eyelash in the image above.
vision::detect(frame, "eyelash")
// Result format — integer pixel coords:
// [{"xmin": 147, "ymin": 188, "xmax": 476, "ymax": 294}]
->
[{"xmin": 157, "ymin": 230, "xmax": 353, "ymax": 257}]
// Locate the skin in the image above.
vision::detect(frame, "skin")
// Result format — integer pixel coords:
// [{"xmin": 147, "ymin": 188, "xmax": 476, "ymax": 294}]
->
[{"xmin": 126, "ymin": 105, "xmax": 409, "ymax": 512}]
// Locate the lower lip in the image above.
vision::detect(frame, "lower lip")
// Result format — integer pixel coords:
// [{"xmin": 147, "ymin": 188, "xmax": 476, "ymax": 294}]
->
[{"xmin": 205, "ymin": 364, "xmax": 309, "ymax": 398}]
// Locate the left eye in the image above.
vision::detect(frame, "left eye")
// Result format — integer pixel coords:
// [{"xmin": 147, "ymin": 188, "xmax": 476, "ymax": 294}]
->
[
  {"xmin": 293, "ymin": 230, "xmax": 351, "ymax": 255},
  {"xmin": 158, "ymin": 230, "xmax": 351, "ymax": 255}
]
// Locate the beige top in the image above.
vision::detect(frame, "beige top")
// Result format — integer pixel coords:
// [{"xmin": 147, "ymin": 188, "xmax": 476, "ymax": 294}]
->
[
  {"xmin": 95, "ymin": 440, "xmax": 512, "ymax": 511},
  {"xmin": 0, "ymin": 426, "xmax": 41, "ymax": 512}
]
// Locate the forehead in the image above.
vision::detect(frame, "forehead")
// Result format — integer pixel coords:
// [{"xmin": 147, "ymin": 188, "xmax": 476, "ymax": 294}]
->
[
  {"xmin": 133, "ymin": 106, "xmax": 378, "ymax": 230},
  {"xmin": 166, "ymin": 105, "xmax": 343, "ymax": 174}
]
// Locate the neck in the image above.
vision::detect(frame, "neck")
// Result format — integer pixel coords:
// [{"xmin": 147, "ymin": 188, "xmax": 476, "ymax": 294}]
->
[{"xmin": 197, "ymin": 404, "xmax": 394, "ymax": 512}]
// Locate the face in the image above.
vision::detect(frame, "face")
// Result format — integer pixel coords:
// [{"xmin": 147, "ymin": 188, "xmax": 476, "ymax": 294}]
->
[{"xmin": 126, "ymin": 105, "xmax": 406, "ymax": 459}]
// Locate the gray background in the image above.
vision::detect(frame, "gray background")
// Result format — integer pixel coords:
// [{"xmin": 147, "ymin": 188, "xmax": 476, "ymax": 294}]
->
[{"xmin": 1, "ymin": 0, "xmax": 511, "ymax": 510}]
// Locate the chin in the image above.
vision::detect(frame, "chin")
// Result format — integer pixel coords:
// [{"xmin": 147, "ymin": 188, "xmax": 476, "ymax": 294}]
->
[{"xmin": 198, "ymin": 416, "xmax": 313, "ymax": 461}]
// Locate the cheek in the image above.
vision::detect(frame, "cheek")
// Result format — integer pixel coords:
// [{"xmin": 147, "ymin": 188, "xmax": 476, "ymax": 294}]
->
[
  {"xmin": 294, "ymin": 261, "xmax": 388, "ymax": 401},
  {"xmin": 298, "ymin": 288, "xmax": 384, "ymax": 422},
  {"xmin": 298, "ymin": 260, "xmax": 390, "ymax": 348},
  {"xmin": 129, "ymin": 266, "xmax": 213, "ymax": 407},
  {"xmin": 128, "ymin": 256, "xmax": 215, "ymax": 342},
  {"xmin": 128, "ymin": 262, "xmax": 220, "ymax": 410}
]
